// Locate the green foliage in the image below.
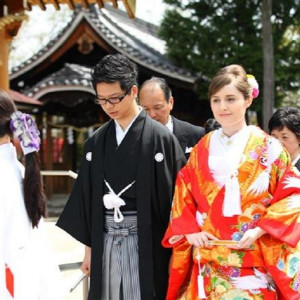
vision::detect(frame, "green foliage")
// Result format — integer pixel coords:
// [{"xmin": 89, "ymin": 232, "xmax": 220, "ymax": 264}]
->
[{"xmin": 160, "ymin": 0, "xmax": 300, "ymax": 109}]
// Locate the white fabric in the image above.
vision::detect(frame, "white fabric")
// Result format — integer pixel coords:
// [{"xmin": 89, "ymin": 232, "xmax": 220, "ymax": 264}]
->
[
  {"xmin": 195, "ymin": 211, "xmax": 204, "ymax": 227},
  {"xmin": 165, "ymin": 116, "xmax": 173, "ymax": 133},
  {"xmin": 231, "ymin": 268, "xmax": 275, "ymax": 291},
  {"xmin": 185, "ymin": 147, "xmax": 193, "ymax": 154},
  {"xmin": 0, "ymin": 143, "xmax": 62, "ymax": 300},
  {"xmin": 283, "ymin": 176, "xmax": 300, "ymax": 189},
  {"xmin": 292, "ymin": 153, "xmax": 300, "ymax": 166},
  {"xmin": 115, "ymin": 108, "xmax": 142, "ymax": 146},
  {"xmin": 209, "ymin": 126, "xmax": 252, "ymax": 217}
]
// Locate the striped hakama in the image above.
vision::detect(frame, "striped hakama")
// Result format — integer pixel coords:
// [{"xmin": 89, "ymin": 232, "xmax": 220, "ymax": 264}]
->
[{"xmin": 102, "ymin": 212, "xmax": 140, "ymax": 300}]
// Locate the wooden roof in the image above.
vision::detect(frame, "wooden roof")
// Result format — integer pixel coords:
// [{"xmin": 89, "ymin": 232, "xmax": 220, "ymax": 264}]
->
[
  {"xmin": 0, "ymin": 0, "xmax": 135, "ymax": 91},
  {"xmin": 10, "ymin": 5, "xmax": 200, "ymax": 91},
  {"xmin": 0, "ymin": 0, "xmax": 135, "ymax": 18},
  {"xmin": 7, "ymin": 89, "xmax": 42, "ymax": 113}
]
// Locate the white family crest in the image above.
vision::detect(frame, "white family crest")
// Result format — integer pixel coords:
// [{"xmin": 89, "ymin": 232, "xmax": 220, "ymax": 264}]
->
[
  {"xmin": 155, "ymin": 152, "xmax": 164, "ymax": 162},
  {"xmin": 86, "ymin": 152, "xmax": 92, "ymax": 161}
]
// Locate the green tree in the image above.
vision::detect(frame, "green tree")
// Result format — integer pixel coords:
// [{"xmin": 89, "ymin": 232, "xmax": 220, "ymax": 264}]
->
[{"xmin": 159, "ymin": 0, "xmax": 300, "ymax": 121}]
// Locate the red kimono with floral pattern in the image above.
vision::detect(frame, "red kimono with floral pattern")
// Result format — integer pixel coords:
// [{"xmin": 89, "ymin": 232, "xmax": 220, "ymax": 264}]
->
[{"xmin": 163, "ymin": 127, "xmax": 300, "ymax": 300}]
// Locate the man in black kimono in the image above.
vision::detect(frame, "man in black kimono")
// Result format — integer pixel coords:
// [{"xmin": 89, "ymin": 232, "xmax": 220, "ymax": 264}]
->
[
  {"xmin": 138, "ymin": 77, "xmax": 205, "ymax": 159},
  {"xmin": 57, "ymin": 54, "xmax": 186, "ymax": 300}
]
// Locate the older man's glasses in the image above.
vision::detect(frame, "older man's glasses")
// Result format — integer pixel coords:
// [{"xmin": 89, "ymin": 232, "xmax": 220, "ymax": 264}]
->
[{"xmin": 94, "ymin": 91, "xmax": 128, "ymax": 105}]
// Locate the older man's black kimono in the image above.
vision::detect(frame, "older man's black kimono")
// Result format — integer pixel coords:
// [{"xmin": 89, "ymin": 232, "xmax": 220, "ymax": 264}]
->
[{"xmin": 57, "ymin": 110, "xmax": 186, "ymax": 300}]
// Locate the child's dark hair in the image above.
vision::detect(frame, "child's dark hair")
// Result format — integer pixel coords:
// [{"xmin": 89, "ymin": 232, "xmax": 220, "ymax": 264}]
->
[
  {"xmin": 0, "ymin": 89, "xmax": 46, "ymax": 227},
  {"xmin": 204, "ymin": 118, "xmax": 221, "ymax": 134}
]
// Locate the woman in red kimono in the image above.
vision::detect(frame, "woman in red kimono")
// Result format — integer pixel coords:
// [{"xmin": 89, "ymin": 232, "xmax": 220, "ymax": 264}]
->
[{"xmin": 163, "ymin": 65, "xmax": 300, "ymax": 299}]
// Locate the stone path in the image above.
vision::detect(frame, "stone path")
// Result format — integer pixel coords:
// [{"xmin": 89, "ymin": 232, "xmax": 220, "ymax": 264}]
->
[
  {"xmin": 45, "ymin": 218, "xmax": 85, "ymax": 299},
  {"xmin": 45, "ymin": 193, "xmax": 87, "ymax": 300}
]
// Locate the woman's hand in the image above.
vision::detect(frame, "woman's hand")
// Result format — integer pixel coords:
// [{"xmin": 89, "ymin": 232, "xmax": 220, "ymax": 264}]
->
[
  {"xmin": 168, "ymin": 235, "xmax": 184, "ymax": 244},
  {"xmin": 185, "ymin": 231, "xmax": 218, "ymax": 247},
  {"xmin": 81, "ymin": 246, "xmax": 91, "ymax": 277},
  {"xmin": 237, "ymin": 227, "xmax": 266, "ymax": 249}
]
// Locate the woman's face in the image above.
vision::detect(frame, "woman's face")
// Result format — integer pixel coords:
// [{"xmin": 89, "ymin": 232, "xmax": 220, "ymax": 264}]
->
[
  {"xmin": 210, "ymin": 83, "xmax": 252, "ymax": 134},
  {"xmin": 271, "ymin": 126, "xmax": 300, "ymax": 159}
]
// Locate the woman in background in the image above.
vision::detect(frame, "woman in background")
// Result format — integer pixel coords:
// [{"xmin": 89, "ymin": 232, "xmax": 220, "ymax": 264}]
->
[
  {"xmin": 268, "ymin": 107, "xmax": 300, "ymax": 171},
  {"xmin": 163, "ymin": 65, "xmax": 300, "ymax": 299},
  {"xmin": 0, "ymin": 90, "xmax": 62, "ymax": 299}
]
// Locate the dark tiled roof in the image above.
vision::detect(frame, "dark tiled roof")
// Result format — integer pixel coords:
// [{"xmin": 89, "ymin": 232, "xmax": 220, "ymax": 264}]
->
[
  {"xmin": 11, "ymin": 4, "xmax": 198, "ymax": 83},
  {"xmin": 25, "ymin": 63, "xmax": 94, "ymax": 99},
  {"xmin": 10, "ymin": 10, "xmax": 79, "ymax": 79}
]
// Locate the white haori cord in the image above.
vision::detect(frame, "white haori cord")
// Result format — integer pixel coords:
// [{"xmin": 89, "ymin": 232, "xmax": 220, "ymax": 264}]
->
[
  {"xmin": 196, "ymin": 249, "xmax": 206, "ymax": 299},
  {"xmin": 103, "ymin": 180, "xmax": 136, "ymax": 222}
]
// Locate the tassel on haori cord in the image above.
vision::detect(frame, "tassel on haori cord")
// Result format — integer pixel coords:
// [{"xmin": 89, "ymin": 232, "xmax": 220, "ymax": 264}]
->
[{"xmin": 196, "ymin": 249, "xmax": 206, "ymax": 299}]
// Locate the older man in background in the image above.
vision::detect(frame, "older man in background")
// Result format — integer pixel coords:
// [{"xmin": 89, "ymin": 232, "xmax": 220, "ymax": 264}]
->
[{"xmin": 139, "ymin": 77, "xmax": 204, "ymax": 158}]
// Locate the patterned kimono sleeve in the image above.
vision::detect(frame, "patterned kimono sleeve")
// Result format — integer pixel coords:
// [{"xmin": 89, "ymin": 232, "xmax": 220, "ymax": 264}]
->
[
  {"xmin": 255, "ymin": 148, "xmax": 300, "ymax": 298},
  {"xmin": 162, "ymin": 151, "xmax": 200, "ymax": 300},
  {"xmin": 162, "ymin": 148, "xmax": 200, "ymax": 248},
  {"xmin": 258, "ymin": 148, "xmax": 300, "ymax": 247}
]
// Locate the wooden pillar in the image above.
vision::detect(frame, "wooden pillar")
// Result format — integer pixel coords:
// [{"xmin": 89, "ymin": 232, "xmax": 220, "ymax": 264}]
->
[
  {"xmin": 0, "ymin": 16, "xmax": 23, "ymax": 91},
  {"xmin": 0, "ymin": 28, "xmax": 9, "ymax": 91}
]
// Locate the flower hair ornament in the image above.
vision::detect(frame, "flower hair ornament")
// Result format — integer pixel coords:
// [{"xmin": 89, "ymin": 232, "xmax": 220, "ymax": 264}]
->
[
  {"xmin": 247, "ymin": 74, "xmax": 259, "ymax": 99},
  {"xmin": 10, "ymin": 111, "xmax": 41, "ymax": 155}
]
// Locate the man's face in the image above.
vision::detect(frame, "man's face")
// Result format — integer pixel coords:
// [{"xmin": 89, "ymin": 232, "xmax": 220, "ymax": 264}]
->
[
  {"xmin": 96, "ymin": 82, "xmax": 137, "ymax": 122},
  {"xmin": 139, "ymin": 84, "xmax": 173, "ymax": 125}
]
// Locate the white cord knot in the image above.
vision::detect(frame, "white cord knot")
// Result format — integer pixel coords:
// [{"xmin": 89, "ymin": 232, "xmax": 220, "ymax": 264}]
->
[
  {"xmin": 103, "ymin": 180, "xmax": 136, "ymax": 223},
  {"xmin": 103, "ymin": 192, "xmax": 126, "ymax": 222}
]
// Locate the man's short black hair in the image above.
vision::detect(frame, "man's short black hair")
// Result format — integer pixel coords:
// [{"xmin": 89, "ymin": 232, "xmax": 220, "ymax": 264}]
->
[
  {"xmin": 140, "ymin": 77, "xmax": 172, "ymax": 103},
  {"xmin": 91, "ymin": 54, "xmax": 138, "ymax": 94},
  {"xmin": 268, "ymin": 107, "xmax": 300, "ymax": 140}
]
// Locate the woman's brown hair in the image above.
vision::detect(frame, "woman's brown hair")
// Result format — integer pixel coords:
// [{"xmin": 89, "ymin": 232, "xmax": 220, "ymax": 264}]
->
[{"xmin": 208, "ymin": 64, "xmax": 252, "ymax": 100}]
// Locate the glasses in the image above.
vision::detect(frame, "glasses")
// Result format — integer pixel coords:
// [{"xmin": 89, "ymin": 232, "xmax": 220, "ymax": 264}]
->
[{"xmin": 94, "ymin": 91, "xmax": 128, "ymax": 105}]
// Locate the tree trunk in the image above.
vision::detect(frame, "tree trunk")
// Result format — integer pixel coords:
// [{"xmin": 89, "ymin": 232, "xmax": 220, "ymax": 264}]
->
[{"xmin": 262, "ymin": 0, "xmax": 274, "ymax": 131}]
